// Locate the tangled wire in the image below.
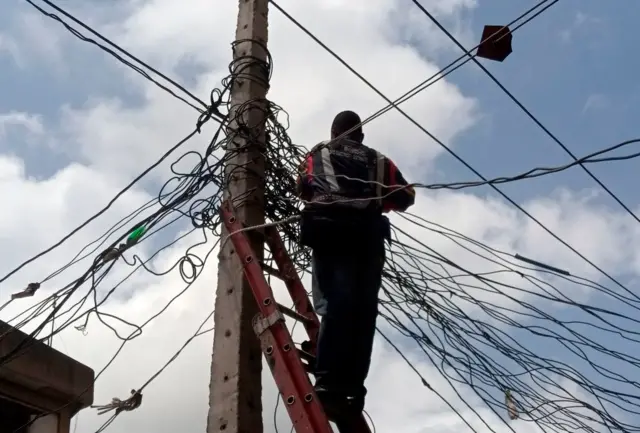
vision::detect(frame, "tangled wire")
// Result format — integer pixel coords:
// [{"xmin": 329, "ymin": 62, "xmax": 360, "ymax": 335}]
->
[
  {"xmin": 4, "ymin": 10, "xmax": 640, "ymax": 433},
  {"xmin": 0, "ymin": 32, "xmax": 306, "ymax": 432},
  {"xmin": 379, "ymin": 213, "xmax": 640, "ymax": 433}
]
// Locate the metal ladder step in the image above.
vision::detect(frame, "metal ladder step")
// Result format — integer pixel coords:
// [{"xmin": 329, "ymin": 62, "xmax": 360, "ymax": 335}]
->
[{"xmin": 277, "ymin": 302, "xmax": 314, "ymax": 325}]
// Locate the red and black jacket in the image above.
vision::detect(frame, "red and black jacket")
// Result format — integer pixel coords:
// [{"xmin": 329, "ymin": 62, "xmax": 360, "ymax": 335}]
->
[
  {"xmin": 297, "ymin": 138, "xmax": 415, "ymax": 213},
  {"xmin": 296, "ymin": 138, "xmax": 415, "ymax": 247}
]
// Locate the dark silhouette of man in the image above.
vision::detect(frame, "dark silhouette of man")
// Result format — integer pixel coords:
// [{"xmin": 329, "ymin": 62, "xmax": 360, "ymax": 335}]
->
[{"xmin": 296, "ymin": 110, "xmax": 415, "ymax": 421}]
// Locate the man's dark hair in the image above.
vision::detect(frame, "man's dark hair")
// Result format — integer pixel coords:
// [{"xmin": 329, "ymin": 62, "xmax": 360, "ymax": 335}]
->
[{"xmin": 331, "ymin": 110, "xmax": 364, "ymax": 142}]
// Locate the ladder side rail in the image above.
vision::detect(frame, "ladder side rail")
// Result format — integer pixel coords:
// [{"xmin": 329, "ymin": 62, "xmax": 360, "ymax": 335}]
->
[
  {"xmin": 220, "ymin": 201, "xmax": 333, "ymax": 433},
  {"xmin": 258, "ymin": 322, "xmax": 328, "ymax": 433},
  {"xmin": 264, "ymin": 226, "xmax": 321, "ymax": 352}
]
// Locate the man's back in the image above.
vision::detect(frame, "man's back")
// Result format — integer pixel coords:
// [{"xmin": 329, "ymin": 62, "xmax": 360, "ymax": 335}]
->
[
  {"xmin": 302, "ymin": 137, "xmax": 381, "ymax": 211},
  {"xmin": 304, "ymin": 111, "xmax": 416, "ymax": 423},
  {"xmin": 298, "ymin": 136, "xmax": 415, "ymax": 213}
]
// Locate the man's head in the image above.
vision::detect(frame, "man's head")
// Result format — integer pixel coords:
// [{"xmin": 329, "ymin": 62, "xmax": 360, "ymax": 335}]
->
[{"xmin": 331, "ymin": 110, "xmax": 364, "ymax": 142}]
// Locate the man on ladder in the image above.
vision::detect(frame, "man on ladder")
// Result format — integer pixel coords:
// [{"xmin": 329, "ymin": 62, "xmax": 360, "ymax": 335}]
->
[{"xmin": 296, "ymin": 110, "xmax": 416, "ymax": 422}]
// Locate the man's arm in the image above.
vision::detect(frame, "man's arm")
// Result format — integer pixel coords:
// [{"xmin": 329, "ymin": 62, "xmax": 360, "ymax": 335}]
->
[
  {"xmin": 381, "ymin": 157, "xmax": 415, "ymax": 213},
  {"xmin": 296, "ymin": 153, "xmax": 314, "ymax": 201}
]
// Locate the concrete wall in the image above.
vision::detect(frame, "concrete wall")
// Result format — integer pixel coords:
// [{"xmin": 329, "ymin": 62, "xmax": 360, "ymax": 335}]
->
[{"xmin": 0, "ymin": 321, "xmax": 95, "ymax": 433}]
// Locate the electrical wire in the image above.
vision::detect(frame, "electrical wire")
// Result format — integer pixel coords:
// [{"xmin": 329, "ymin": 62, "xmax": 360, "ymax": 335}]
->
[
  {"xmin": 269, "ymin": 0, "xmax": 635, "ymax": 304},
  {"xmin": 92, "ymin": 308, "xmax": 215, "ymax": 433},
  {"xmin": 409, "ymin": 0, "xmax": 640, "ymax": 227},
  {"xmin": 268, "ymin": 0, "xmax": 553, "ymax": 144},
  {"xmin": 4, "ymin": 6, "xmax": 640, "ymax": 433},
  {"xmin": 24, "ymin": 0, "xmax": 211, "ymax": 114},
  {"xmin": 417, "ymin": 136, "xmax": 640, "ymax": 191},
  {"xmin": 308, "ymin": 136, "xmax": 640, "ymax": 195},
  {"xmin": 371, "ymin": 213, "xmax": 640, "ymax": 433},
  {"xmin": 3, "ymin": 34, "xmax": 308, "ymax": 433}
]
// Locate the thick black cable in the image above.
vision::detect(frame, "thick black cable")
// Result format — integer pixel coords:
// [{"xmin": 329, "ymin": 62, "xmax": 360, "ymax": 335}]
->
[
  {"xmin": 5, "ymin": 23, "xmax": 638, "ymax": 433},
  {"xmin": 409, "ymin": 0, "xmax": 640, "ymax": 226},
  {"xmin": 269, "ymin": 0, "xmax": 632, "ymax": 297},
  {"xmin": 25, "ymin": 0, "xmax": 210, "ymax": 114},
  {"xmin": 5, "ymin": 39, "xmax": 304, "ymax": 433},
  {"xmin": 418, "ymin": 137, "xmax": 640, "ymax": 191},
  {"xmin": 0, "ymin": 122, "xmax": 210, "ymax": 286}
]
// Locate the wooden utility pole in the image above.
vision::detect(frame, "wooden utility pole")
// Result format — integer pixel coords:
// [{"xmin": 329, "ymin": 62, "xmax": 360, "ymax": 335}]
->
[{"xmin": 207, "ymin": 1, "xmax": 269, "ymax": 433}]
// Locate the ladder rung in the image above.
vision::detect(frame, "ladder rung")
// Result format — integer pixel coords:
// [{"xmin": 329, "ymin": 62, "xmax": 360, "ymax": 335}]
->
[
  {"xmin": 297, "ymin": 348, "xmax": 315, "ymax": 363},
  {"xmin": 277, "ymin": 302, "xmax": 313, "ymax": 324},
  {"xmin": 301, "ymin": 362, "xmax": 313, "ymax": 374},
  {"xmin": 221, "ymin": 200, "xmax": 342, "ymax": 433},
  {"xmin": 300, "ymin": 340, "xmax": 313, "ymax": 353},
  {"xmin": 261, "ymin": 262, "xmax": 284, "ymax": 279}
]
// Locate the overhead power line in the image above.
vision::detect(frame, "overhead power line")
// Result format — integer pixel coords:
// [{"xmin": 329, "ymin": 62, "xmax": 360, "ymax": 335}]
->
[
  {"xmin": 24, "ymin": 0, "xmax": 211, "ymax": 114},
  {"xmin": 269, "ymin": 0, "xmax": 552, "ymax": 141},
  {"xmin": 5, "ymin": 42, "xmax": 304, "ymax": 431},
  {"xmin": 418, "ymin": 137, "xmax": 640, "ymax": 191},
  {"xmin": 2, "ymin": 0, "xmax": 237, "ymax": 285},
  {"xmin": 7, "ymin": 3, "xmax": 640, "ymax": 433},
  {"xmin": 409, "ymin": 0, "xmax": 640, "ymax": 225},
  {"xmin": 4, "ymin": 18, "xmax": 640, "ymax": 432},
  {"xmin": 269, "ymin": 0, "xmax": 633, "ymax": 299},
  {"xmin": 0, "ymin": 122, "xmax": 211, "ymax": 286}
]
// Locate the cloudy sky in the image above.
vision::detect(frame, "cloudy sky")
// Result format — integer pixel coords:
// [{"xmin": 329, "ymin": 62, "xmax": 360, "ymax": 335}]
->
[{"xmin": 2, "ymin": 0, "xmax": 640, "ymax": 432}]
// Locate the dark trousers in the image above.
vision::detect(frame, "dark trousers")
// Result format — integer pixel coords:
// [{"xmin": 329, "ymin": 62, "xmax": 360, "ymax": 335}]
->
[{"xmin": 311, "ymin": 244, "xmax": 384, "ymax": 400}]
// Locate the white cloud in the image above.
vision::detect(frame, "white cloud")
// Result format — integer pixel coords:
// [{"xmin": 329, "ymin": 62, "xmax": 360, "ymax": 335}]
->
[
  {"xmin": 582, "ymin": 93, "xmax": 610, "ymax": 113},
  {"xmin": 560, "ymin": 11, "xmax": 604, "ymax": 44},
  {"xmin": 2, "ymin": 9, "xmax": 67, "ymax": 73},
  {"xmin": 56, "ymin": 0, "xmax": 478, "ymax": 180},
  {"xmin": 0, "ymin": 33, "xmax": 24, "ymax": 67},
  {"xmin": 0, "ymin": 111, "xmax": 44, "ymax": 138},
  {"xmin": 0, "ymin": 1, "xmax": 638, "ymax": 433}
]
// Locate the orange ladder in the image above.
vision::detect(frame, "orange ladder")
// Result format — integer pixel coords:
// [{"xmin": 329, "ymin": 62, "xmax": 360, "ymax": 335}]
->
[{"xmin": 220, "ymin": 200, "xmax": 372, "ymax": 433}]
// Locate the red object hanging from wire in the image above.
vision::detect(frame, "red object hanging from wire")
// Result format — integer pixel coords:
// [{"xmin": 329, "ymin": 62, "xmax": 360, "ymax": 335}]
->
[{"xmin": 476, "ymin": 25, "xmax": 513, "ymax": 62}]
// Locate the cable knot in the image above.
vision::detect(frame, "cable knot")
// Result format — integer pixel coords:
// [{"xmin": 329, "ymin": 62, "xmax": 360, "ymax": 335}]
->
[
  {"xmin": 11, "ymin": 282, "xmax": 41, "ymax": 299},
  {"xmin": 100, "ymin": 245, "xmax": 124, "ymax": 264},
  {"xmin": 93, "ymin": 389, "xmax": 143, "ymax": 416}
]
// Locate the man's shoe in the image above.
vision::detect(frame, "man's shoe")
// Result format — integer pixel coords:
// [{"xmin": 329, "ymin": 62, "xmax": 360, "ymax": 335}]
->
[
  {"xmin": 314, "ymin": 385, "xmax": 343, "ymax": 421},
  {"xmin": 315, "ymin": 386, "xmax": 338, "ymax": 421},
  {"xmin": 345, "ymin": 395, "xmax": 365, "ymax": 414},
  {"xmin": 314, "ymin": 386, "xmax": 364, "ymax": 424}
]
